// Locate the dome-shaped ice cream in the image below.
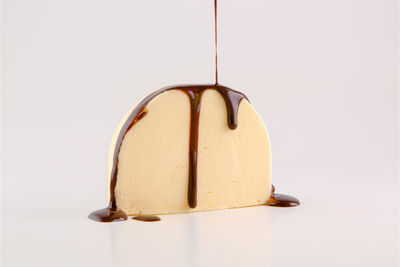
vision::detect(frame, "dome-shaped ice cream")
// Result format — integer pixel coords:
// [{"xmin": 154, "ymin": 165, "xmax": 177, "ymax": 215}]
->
[{"xmin": 89, "ymin": 84, "xmax": 299, "ymax": 222}]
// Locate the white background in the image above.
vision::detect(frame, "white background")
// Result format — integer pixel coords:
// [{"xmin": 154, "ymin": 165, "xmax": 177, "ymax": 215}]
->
[{"xmin": 2, "ymin": 0, "xmax": 399, "ymax": 266}]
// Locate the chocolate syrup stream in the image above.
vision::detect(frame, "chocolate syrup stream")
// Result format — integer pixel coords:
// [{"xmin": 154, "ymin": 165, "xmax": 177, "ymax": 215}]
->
[{"xmin": 214, "ymin": 0, "xmax": 218, "ymax": 84}]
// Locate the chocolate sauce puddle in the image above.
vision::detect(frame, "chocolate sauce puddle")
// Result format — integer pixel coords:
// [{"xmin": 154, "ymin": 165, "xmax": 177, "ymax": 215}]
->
[
  {"xmin": 132, "ymin": 215, "xmax": 161, "ymax": 222},
  {"xmin": 88, "ymin": 203, "xmax": 128, "ymax": 223},
  {"xmin": 267, "ymin": 185, "xmax": 300, "ymax": 207}
]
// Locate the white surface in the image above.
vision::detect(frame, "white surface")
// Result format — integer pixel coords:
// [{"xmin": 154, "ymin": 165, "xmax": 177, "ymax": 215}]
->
[
  {"xmin": 2, "ymin": 172, "xmax": 398, "ymax": 267},
  {"xmin": 2, "ymin": 0, "xmax": 399, "ymax": 266}
]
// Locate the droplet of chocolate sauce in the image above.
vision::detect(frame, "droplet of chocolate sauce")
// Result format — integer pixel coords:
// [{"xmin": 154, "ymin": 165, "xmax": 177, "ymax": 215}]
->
[{"xmin": 132, "ymin": 215, "xmax": 161, "ymax": 222}]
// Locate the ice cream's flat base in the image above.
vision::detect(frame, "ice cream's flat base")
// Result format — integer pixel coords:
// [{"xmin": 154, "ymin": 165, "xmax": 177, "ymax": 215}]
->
[{"xmin": 128, "ymin": 202, "xmax": 269, "ymax": 216}]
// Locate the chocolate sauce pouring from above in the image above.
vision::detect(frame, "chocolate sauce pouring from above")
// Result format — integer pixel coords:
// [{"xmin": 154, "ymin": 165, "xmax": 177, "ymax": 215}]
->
[
  {"xmin": 214, "ymin": 0, "xmax": 218, "ymax": 84},
  {"xmin": 88, "ymin": 0, "xmax": 299, "ymax": 223}
]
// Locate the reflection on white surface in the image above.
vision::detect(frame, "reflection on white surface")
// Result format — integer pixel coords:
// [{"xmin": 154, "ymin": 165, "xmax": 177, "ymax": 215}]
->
[{"xmin": 107, "ymin": 208, "xmax": 272, "ymax": 267}]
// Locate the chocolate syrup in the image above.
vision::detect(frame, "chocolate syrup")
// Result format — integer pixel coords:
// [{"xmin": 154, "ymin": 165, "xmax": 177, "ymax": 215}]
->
[
  {"xmin": 214, "ymin": 0, "xmax": 218, "ymax": 84},
  {"xmin": 88, "ymin": 203, "xmax": 128, "ymax": 223},
  {"xmin": 88, "ymin": 0, "xmax": 299, "ymax": 223},
  {"xmin": 132, "ymin": 215, "xmax": 161, "ymax": 222},
  {"xmin": 267, "ymin": 185, "xmax": 300, "ymax": 207}
]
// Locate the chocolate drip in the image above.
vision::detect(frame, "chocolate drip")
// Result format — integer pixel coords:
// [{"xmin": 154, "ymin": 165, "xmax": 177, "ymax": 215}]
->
[
  {"xmin": 132, "ymin": 215, "xmax": 161, "ymax": 222},
  {"xmin": 88, "ymin": 84, "xmax": 247, "ymax": 222},
  {"xmin": 266, "ymin": 185, "xmax": 300, "ymax": 207},
  {"xmin": 185, "ymin": 89, "xmax": 202, "ymax": 208}
]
